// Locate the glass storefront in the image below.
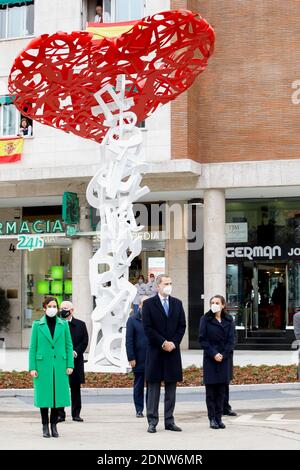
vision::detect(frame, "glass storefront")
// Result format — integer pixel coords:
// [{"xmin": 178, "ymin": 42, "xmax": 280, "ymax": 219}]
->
[
  {"xmin": 226, "ymin": 198, "xmax": 300, "ymax": 246},
  {"xmin": 129, "ymin": 201, "xmax": 166, "ymax": 284},
  {"xmin": 226, "ymin": 198, "xmax": 300, "ymax": 330},
  {"xmin": 130, "ymin": 247, "xmax": 165, "ymax": 284},
  {"xmin": 22, "ymin": 240, "xmax": 72, "ymax": 328},
  {"xmin": 19, "ymin": 206, "xmax": 72, "ymax": 329}
]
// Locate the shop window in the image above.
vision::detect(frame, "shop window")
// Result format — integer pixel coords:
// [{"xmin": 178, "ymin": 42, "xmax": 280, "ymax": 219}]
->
[
  {"xmin": 226, "ymin": 264, "xmax": 241, "ymax": 324},
  {"xmin": 0, "ymin": 96, "xmax": 33, "ymax": 136},
  {"xmin": 129, "ymin": 252, "xmax": 165, "ymax": 285},
  {"xmin": 115, "ymin": 0, "xmax": 144, "ymax": 22},
  {"xmin": 288, "ymin": 260, "xmax": 300, "ymax": 326},
  {"xmin": 226, "ymin": 198, "xmax": 300, "ymax": 246},
  {"xmin": 22, "ymin": 205, "xmax": 70, "ymax": 327},
  {"xmin": 85, "ymin": 0, "xmax": 111, "ymax": 24},
  {"xmin": 0, "ymin": 1, "xmax": 34, "ymax": 40},
  {"xmin": 84, "ymin": 0, "xmax": 144, "ymax": 25},
  {"xmin": 0, "ymin": 97, "xmax": 18, "ymax": 135},
  {"xmin": 23, "ymin": 247, "xmax": 72, "ymax": 328}
]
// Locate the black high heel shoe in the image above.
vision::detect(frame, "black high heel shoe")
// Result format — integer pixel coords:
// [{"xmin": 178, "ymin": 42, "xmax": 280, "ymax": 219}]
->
[
  {"xmin": 51, "ymin": 423, "xmax": 59, "ymax": 437},
  {"xmin": 42, "ymin": 424, "xmax": 50, "ymax": 438}
]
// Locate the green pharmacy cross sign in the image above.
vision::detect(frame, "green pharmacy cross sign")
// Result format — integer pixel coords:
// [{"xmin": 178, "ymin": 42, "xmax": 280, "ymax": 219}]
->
[{"xmin": 62, "ymin": 192, "xmax": 79, "ymax": 225}]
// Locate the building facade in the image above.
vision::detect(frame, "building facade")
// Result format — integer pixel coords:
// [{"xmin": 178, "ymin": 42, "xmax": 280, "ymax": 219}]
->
[{"xmin": 0, "ymin": 0, "xmax": 300, "ymax": 350}]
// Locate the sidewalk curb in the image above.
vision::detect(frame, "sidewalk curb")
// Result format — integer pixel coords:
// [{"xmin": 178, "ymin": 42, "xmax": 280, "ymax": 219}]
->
[{"xmin": 1, "ymin": 382, "xmax": 299, "ymax": 397}]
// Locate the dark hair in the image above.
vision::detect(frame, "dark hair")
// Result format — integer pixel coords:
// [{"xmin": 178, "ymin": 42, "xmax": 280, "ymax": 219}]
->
[
  {"xmin": 210, "ymin": 294, "xmax": 226, "ymax": 306},
  {"xmin": 206, "ymin": 294, "xmax": 231, "ymax": 320},
  {"xmin": 138, "ymin": 275, "xmax": 145, "ymax": 281},
  {"xmin": 43, "ymin": 296, "xmax": 58, "ymax": 309}
]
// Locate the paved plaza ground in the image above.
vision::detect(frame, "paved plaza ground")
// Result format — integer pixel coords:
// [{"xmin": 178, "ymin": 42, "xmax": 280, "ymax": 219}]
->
[{"xmin": 1, "ymin": 384, "xmax": 300, "ymax": 450}]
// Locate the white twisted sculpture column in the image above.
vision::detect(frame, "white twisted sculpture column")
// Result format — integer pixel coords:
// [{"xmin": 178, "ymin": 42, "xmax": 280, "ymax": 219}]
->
[{"xmin": 86, "ymin": 75, "xmax": 150, "ymax": 372}]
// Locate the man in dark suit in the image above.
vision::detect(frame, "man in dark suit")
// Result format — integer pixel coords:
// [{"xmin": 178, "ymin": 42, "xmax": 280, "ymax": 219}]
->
[
  {"xmin": 126, "ymin": 295, "xmax": 148, "ymax": 417},
  {"xmin": 142, "ymin": 274, "xmax": 186, "ymax": 433},
  {"xmin": 57, "ymin": 301, "xmax": 89, "ymax": 422}
]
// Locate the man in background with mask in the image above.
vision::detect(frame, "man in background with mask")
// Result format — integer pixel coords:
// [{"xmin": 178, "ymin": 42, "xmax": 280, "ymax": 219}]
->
[
  {"xmin": 146, "ymin": 273, "xmax": 157, "ymax": 297},
  {"xmin": 57, "ymin": 301, "xmax": 89, "ymax": 423},
  {"xmin": 142, "ymin": 274, "xmax": 186, "ymax": 433},
  {"xmin": 126, "ymin": 295, "xmax": 149, "ymax": 418},
  {"xmin": 132, "ymin": 275, "xmax": 147, "ymax": 314}
]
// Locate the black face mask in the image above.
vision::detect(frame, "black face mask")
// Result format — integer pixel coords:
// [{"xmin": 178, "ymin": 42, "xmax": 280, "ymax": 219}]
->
[{"xmin": 60, "ymin": 310, "xmax": 71, "ymax": 319}]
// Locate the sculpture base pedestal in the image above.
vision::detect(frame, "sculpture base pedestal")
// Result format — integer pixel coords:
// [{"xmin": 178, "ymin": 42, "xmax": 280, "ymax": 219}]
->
[{"xmin": 84, "ymin": 364, "xmax": 131, "ymax": 374}]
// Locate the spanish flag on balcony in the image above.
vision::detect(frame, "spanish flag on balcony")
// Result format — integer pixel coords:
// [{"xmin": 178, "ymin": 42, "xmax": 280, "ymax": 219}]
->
[
  {"xmin": 0, "ymin": 136, "xmax": 23, "ymax": 163},
  {"xmin": 86, "ymin": 21, "xmax": 138, "ymax": 40}
]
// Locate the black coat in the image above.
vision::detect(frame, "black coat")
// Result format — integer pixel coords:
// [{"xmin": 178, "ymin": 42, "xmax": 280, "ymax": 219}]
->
[
  {"xmin": 67, "ymin": 317, "xmax": 89, "ymax": 385},
  {"xmin": 125, "ymin": 310, "xmax": 147, "ymax": 373},
  {"xmin": 199, "ymin": 312, "xmax": 235, "ymax": 385},
  {"xmin": 142, "ymin": 294, "xmax": 186, "ymax": 383},
  {"xmin": 229, "ymin": 325, "xmax": 238, "ymax": 381}
]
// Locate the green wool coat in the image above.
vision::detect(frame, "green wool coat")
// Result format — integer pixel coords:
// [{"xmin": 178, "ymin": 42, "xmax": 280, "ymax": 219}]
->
[{"xmin": 29, "ymin": 315, "xmax": 74, "ymax": 408}]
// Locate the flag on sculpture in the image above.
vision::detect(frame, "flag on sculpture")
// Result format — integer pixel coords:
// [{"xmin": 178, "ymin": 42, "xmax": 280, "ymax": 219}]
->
[{"xmin": 0, "ymin": 136, "xmax": 23, "ymax": 163}]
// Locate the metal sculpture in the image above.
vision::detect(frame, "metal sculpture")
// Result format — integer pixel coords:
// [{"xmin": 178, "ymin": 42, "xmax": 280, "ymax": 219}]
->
[{"xmin": 8, "ymin": 10, "xmax": 215, "ymax": 371}]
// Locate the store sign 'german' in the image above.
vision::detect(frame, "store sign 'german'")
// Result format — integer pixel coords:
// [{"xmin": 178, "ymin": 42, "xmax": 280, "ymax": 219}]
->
[
  {"xmin": 0, "ymin": 219, "xmax": 64, "ymax": 236},
  {"xmin": 226, "ymin": 245, "xmax": 300, "ymax": 260}
]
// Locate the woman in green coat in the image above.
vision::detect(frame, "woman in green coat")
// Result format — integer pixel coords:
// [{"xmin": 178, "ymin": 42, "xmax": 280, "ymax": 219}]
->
[{"xmin": 29, "ymin": 297, "xmax": 74, "ymax": 438}]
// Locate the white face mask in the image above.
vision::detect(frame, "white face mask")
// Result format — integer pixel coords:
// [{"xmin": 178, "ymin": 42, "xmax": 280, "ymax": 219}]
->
[
  {"xmin": 162, "ymin": 285, "xmax": 172, "ymax": 296},
  {"xmin": 46, "ymin": 307, "xmax": 57, "ymax": 317},
  {"xmin": 211, "ymin": 303, "xmax": 221, "ymax": 314}
]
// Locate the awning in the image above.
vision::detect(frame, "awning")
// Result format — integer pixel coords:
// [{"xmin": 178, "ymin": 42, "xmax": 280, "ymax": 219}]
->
[
  {"xmin": 0, "ymin": 1, "xmax": 33, "ymax": 5},
  {"xmin": 0, "ymin": 95, "xmax": 15, "ymax": 105}
]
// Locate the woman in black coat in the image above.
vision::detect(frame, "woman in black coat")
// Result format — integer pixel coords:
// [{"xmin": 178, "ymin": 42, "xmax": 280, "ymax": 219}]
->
[{"xmin": 199, "ymin": 294, "xmax": 235, "ymax": 430}]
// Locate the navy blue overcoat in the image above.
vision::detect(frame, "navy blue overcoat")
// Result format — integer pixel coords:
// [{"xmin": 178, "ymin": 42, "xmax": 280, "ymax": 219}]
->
[{"xmin": 199, "ymin": 312, "xmax": 235, "ymax": 385}]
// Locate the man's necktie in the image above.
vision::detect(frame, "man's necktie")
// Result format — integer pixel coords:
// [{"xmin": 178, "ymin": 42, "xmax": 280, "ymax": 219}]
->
[{"xmin": 163, "ymin": 298, "xmax": 169, "ymax": 317}]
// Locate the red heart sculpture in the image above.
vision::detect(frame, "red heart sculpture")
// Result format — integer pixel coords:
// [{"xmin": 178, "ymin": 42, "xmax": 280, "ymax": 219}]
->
[{"xmin": 8, "ymin": 9, "xmax": 215, "ymax": 143}]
